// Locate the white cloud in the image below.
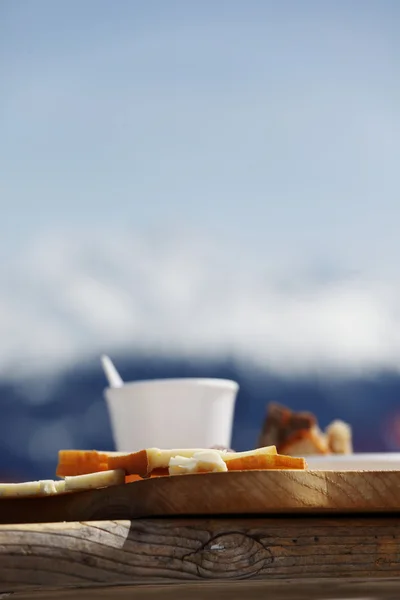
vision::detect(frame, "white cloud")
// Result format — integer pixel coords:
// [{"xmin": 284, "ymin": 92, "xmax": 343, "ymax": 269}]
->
[{"xmin": 2, "ymin": 228, "xmax": 400, "ymax": 380}]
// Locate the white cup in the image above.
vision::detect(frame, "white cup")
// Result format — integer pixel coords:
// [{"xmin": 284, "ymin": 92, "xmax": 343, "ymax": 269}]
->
[{"xmin": 104, "ymin": 378, "xmax": 239, "ymax": 451}]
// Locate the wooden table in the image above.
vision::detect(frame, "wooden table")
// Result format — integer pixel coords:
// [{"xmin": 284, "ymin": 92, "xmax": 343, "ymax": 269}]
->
[{"xmin": 1, "ymin": 515, "xmax": 400, "ymax": 599}]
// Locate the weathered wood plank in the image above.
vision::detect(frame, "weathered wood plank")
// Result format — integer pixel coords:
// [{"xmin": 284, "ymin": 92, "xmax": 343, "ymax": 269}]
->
[
  {"xmin": 0, "ymin": 517, "xmax": 399, "ymax": 590},
  {"xmin": 5, "ymin": 578, "xmax": 400, "ymax": 600}
]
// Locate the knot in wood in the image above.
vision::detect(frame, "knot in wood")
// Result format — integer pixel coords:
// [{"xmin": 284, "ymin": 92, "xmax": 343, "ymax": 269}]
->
[{"xmin": 184, "ymin": 532, "xmax": 272, "ymax": 579}]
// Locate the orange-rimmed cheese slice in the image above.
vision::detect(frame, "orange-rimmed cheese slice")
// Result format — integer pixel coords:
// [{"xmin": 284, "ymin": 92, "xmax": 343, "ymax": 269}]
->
[{"xmin": 226, "ymin": 453, "xmax": 307, "ymax": 471}]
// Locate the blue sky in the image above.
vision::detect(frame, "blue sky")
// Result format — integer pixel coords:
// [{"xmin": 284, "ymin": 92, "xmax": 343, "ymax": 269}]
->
[{"xmin": 1, "ymin": 1, "xmax": 400, "ymax": 377}]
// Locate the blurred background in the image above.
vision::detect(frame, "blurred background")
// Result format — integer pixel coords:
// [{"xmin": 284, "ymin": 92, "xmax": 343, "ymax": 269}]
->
[{"xmin": 1, "ymin": 0, "xmax": 400, "ymax": 481}]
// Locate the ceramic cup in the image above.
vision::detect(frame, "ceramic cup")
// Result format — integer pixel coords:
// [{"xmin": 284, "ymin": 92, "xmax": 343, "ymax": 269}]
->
[{"xmin": 104, "ymin": 378, "xmax": 239, "ymax": 451}]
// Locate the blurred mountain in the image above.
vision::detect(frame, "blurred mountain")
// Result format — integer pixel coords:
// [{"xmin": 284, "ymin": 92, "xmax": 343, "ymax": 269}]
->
[{"xmin": 1, "ymin": 355, "xmax": 400, "ymax": 481}]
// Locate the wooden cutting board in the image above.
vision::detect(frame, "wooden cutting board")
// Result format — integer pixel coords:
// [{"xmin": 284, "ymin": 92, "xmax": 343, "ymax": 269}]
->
[{"xmin": 1, "ymin": 469, "xmax": 400, "ymax": 524}]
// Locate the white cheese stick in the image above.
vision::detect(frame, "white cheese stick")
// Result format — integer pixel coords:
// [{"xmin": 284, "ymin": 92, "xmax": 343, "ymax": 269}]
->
[
  {"xmin": 0, "ymin": 481, "xmax": 42, "ymax": 497},
  {"xmin": 0, "ymin": 469, "xmax": 125, "ymax": 498},
  {"xmin": 63, "ymin": 469, "xmax": 125, "ymax": 492}
]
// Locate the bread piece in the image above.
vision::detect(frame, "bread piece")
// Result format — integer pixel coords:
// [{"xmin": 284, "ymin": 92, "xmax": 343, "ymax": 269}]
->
[
  {"xmin": 259, "ymin": 402, "xmax": 317, "ymax": 450},
  {"xmin": 259, "ymin": 402, "xmax": 353, "ymax": 456},
  {"xmin": 326, "ymin": 420, "xmax": 353, "ymax": 454},
  {"xmin": 279, "ymin": 426, "xmax": 329, "ymax": 456}
]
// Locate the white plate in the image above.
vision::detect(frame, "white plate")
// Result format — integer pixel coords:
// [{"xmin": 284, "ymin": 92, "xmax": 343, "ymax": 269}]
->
[{"xmin": 306, "ymin": 453, "xmax": 400, "ymax": 471}]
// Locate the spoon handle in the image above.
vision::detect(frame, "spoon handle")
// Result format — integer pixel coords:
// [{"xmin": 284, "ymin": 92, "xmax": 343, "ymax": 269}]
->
[{"xmin": 101, "ymin": 354, "xmax": 124, "ymax": 388}]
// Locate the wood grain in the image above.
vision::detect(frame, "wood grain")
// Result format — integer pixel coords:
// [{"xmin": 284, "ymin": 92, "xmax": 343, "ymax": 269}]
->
[
  {"xmin": 0, "ymin": 516, "xmax": 400, "ymax": 591},
  {"xmin": 1, "ymin": 470, "xmax": 400, "ymax": 524},
  {"xmin": 7, "ymin": 578, "xmax": 400, "ymax": 600}
]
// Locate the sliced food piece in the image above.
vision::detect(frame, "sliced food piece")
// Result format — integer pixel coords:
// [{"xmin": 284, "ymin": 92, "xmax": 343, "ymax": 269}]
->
[
  {"xmin": 54, "ymin": 480, "xmax": 66, "ymax": 493},
  {"xmin": 0, "ymin": 479, "xmax": 64, "ymax": 498},
  {"xmin": 125, "ymin": 474, "xmax": 144, "ymax": 483},
  {"xmin": 259, "ymin": 402, "xmax": 329, "ymax": 456},
  {"xmin": 169, "ymin": 450, "xmax": 228, "ymax": 475},
  {"xmin": 56, "ymin": 449, "xmax": 125, "ymax": 477},
  {"xmin": 226, "ymin": 453, "xmax": 307, "ymax": 471},
  {"xmin": 58, "ymin": 446, "xmax": 277, "ymax": 478},
  {"xmin": 106, "ymin": 449, "xmax": 149, "ymax": 477},
  {"xmin": 0, "ymin": 470, "xmax": 125, "ymax": 499},
  {"xmin": 63, "ymin": 469, "xmax": 125, "ymax": 492},
  {"xmin": 39, "ymin": 480, "xmax": 58, "ymax": 495},
  {"xmin": 259, "ymin": 402, "xmax": 317, "ymax": 450},
  {"xmin": 325, "ymin": 420, "xmax": 353, "ymax": 454},
  {"xmin": 125, "ymin": 470, "xmax": 168, "ymax": 483},
  {"xmin": 0, "ymin": 471, "xmax": 124, "ymax": 499},
  {"xmin": 259, "ymin": 402, "xmax": 353, "ymax": 457},
  {"xmin": 109, "ymin": 446, "xmax": 277, "ymax": 476},
  {"xmin": 0, "ymin": 481, "xmax": 42, "ymax": 498},
  {"xmin": 279, "ymin": 427, "xmax": 329, "ymax": 456}
]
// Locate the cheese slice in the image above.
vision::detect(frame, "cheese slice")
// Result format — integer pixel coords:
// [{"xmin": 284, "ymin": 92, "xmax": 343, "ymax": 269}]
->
[
  {"xmin": 0, "ymin": 481, "xmax": 42, "ymax": 497},
  {"xmin": 107, "ymin": 445, "xmax": 278, "ymax": 476},
  {"xmin": 0, "ymin": 469, "xmax": 125, "ymax": 499},
  {"xmin": 54, "ymin": 479, "xmax": 66, "ymax": 493},
  {"xmin": 57, "ymin": 446, "xmax": 279, "ymax": 478},
  {"xmin": 64, "ymin": 469, "xmax": 125, "ymax": 492},
  {"xmin": 0, "ymin": 480, "xmax": 68, "ymax": 498},
  {"xmin": 56, "ymin": 449, "xmax": 126, "ymax": 477},
  {"xmin": 39, "ymin": 480, "xmax": 58, "ymax": 495},
  {"xmin": 169, "ymin": 450, "xmax": 228, "ymax": 475}
]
